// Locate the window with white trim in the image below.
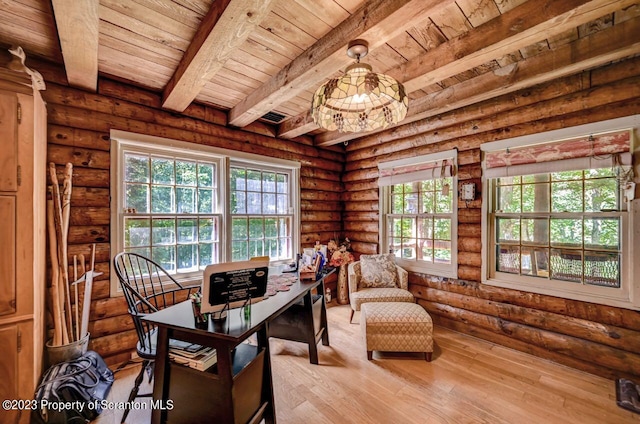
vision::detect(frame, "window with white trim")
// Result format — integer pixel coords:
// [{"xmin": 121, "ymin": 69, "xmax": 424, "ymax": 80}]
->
[
  {"xmin": 110, "ymin": 131, "xmax": 300, "ymax": 296},
  {"xmin": 230, "ymin": 163, "xmax": 293, "ymax": 261},
  {"xmin": 379, "ymin": 149, "xmax": 458, "ymax": 277},
  {"xmin": 121, "ymin": 152, "xmax": 221, "ymax": 274},
  {"xmin": 481, "ymin": 115, "xmax": 640, "ymax": 310}
]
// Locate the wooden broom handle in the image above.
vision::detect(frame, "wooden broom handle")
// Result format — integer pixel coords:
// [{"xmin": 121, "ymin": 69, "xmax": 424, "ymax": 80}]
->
[{"xmin": 47, "ymin": 193, "xmax": 63, "ymax": 346}]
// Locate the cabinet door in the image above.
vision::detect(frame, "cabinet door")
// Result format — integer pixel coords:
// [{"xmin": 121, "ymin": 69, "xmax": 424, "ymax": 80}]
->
[
  {"xmin": 0, "ymin": 91, "xmax": 18, "ymax": 192},
  {"xmin": 0, "ymin": 195, "xmax": 16, "ymax": 316},
  {"xmin": 0, "ymin": 325, "xmax": 19, "ymax": 422}
]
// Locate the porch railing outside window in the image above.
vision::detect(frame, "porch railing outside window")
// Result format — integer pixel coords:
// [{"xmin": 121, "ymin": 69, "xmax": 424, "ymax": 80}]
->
[{"xmin": 492, "ymin": 169, "xmax": 625, "ymax": 288}]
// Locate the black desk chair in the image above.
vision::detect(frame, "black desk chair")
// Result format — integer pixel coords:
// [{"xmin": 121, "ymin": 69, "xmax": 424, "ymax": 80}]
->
[{"xmin": 113, "ymin": 252, "xmax": 199, "ymax": 423}]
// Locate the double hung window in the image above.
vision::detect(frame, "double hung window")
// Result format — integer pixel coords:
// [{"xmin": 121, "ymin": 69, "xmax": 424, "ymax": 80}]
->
[
  {"xmin": 482, "ymin": 116, "xmax": 639, "ymax": 309},
  {"xmin": 120, "ymin": 152, "xmax": 220, "ymax": 274},
  {"xmin": 110, "ymin": 132, "xmax": 299, "ymax": 295},
  {"xmin": 379, "ymin": 150, "xmax": 458, "ymax": 277},
  {"xmin": 229, "ymin": 164, "xmax": 293, "ymax": 261}
]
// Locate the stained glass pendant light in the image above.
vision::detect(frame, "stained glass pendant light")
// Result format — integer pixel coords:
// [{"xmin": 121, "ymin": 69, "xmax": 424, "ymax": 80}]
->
[{"xmin": 311, "ymin": 39, "xmax": 408, "ymax": 133}]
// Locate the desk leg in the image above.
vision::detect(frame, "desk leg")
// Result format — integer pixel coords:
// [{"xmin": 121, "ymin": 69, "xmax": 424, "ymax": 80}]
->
[
  {"xmin": 303, "ymin": 292, "xmax": 320, "ymax": 365},
  {"xmin": 319, "ymin": 280, "xmax": 330, "ymax": 347},
  {"xmin": 151, "ymin": 327, "xmax": 170, "ymax": 424},
  {"xmin": 258, "ymin": 325, "xmax": 276, "ymax": 424}
]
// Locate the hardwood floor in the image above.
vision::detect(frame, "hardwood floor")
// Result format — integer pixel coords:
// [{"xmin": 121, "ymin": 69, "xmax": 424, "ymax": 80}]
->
[{"xmin": 97, "ymin": 303, "xmax": 639, "ymax": 423}]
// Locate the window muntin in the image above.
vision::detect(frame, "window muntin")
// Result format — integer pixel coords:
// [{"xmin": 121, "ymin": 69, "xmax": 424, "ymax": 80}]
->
[
  {"xmin": 387, "ymin": 178, "xmax": 453, "ymax": 264},
  {"xmin": 491, "ymin": 167, "xmax": 627, "ymax": 289},
  {"xmin": 481, "ymin": 116, "xmax": 640, "ymax": 309},
  {"xmin": 230, "ymin": 165, "xmax": 292, "ymax": 261},
  {"xmin": 111, "ymin": 132, "xmax": 301, "ymax": 297},
  {"xmin": 122, "ymin": 153, "xmax": 220, "ymax": 274},
  {"xmin": 379, "ymin": 150, "xmax": 458, "ymax": 277}
]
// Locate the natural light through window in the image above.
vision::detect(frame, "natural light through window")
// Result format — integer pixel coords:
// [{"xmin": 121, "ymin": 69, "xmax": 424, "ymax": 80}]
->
[
  {"xmin": 379, "ymin": 150, "xmax": 458, "ymax": 277},
  {"xmin": 481, "ymin": 115, "xmax": 640, "ymax": 309},
  {"xmin": 122, "ymin": 153, "xmax": 220, "ymax": 274},
  {"xmin": 387, "ymin": 178, "xmax": 453, "ymax": 264},
  {"xmin": 493, "ymin": 169, "xmax": 625, "ymax": 287},
  {"xmin": 230, "ymin": 165, "xmax": 293, "ymax": 261},
  {"xmin": 110, "ymin": 131, "xmax": 300, "ymax": 296}
]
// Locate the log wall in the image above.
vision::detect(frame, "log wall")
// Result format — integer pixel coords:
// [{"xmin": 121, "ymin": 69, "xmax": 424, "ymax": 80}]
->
[
  {"xmin": 40, "ymin": 66, "xmax": 344, "ymax": 365},
  {"xmin": 343, "ymin": 55, "xmax": 640, "ymax": 381},
  {"xmin": 34, "ymin": 52, "xmax": 640, "ymax": 380}
]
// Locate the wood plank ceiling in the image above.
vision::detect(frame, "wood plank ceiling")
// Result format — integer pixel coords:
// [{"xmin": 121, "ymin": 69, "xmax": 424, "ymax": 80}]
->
[{"xmin": 0, "ymin": 0, "xmax": 639, "ymax": 146}]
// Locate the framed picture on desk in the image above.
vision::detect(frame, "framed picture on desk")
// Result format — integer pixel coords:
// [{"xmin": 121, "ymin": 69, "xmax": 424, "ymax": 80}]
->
[{"xmin": 201, "ymin": 259, "xmax": 269, "ymax": 313}]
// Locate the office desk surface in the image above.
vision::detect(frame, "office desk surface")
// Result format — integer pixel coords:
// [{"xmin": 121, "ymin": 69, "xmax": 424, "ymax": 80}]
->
[
  {"xmin": 141, "ymin": 270, "xmax": 333, "ymax": 424},
  {"xmin": 142, "ymin": 274, "xmax": 325, "ymax": 342}
]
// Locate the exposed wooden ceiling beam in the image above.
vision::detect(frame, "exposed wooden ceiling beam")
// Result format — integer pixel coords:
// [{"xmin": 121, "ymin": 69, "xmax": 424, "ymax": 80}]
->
[
  {"xmin": 162, "ymin": 0, "xmax": 275, "ymax": 112},
  {"xmin": 315, "ymin": 14, "xmax": 640, "ymax": 147},
  {"xmin": 397, "ymin": 0, "xmax": 637, "ymax": 93},
  {"xmin": 277, "ymin": 110, "xmax": 320, "ymax": 138},
  {"xmin": 50, "ymin": 0, "xmax": 99, "ymax": 91},
  {"xmin": 280, "ymin": 0, "xmax": 634, "ymax": 143},
  {"xmin": 227, "ymin": 0, "xmax": 455, "ymax": 128},
  {"xmin": 277, "ymin": 110, "xmax": 317, "ymax": 139}
]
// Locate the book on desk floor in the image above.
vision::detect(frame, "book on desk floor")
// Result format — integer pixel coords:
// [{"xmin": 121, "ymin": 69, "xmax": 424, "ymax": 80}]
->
[{"xmin": 169, "ymin": 342, "xmax": 218, "ymax": 371}]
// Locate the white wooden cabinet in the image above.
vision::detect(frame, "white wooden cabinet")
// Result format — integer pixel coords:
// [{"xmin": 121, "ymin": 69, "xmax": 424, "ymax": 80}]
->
[{"xmin": 0, "ymin": 62, "xmax": 46, "ymax": 424}]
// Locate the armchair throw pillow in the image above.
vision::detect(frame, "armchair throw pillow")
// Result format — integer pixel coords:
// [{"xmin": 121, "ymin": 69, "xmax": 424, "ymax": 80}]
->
[{"xmin": 360, "ymin": 254, "xmax": 398, "ymax": 288}]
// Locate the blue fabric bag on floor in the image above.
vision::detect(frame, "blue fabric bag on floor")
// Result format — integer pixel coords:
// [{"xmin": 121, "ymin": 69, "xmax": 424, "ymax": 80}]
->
[{"xmin": 31, "ymin": 350, "xmax": 114, "ymax": 424}]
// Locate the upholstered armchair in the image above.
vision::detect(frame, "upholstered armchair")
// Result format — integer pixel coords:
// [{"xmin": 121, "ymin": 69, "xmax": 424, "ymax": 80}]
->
[{"xmin": 347, "ymin": 253, "xmax": 414, "ymax": 323}]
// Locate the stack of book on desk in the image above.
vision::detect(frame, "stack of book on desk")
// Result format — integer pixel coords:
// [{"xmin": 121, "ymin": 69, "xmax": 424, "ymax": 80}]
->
[{"xmin": 169, "ymin": 340, "xmax": 218, "ymax": 371}]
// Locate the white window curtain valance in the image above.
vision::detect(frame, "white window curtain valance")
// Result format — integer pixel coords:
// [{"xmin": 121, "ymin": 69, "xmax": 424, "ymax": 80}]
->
[
  {"xmin": 378, "ymin": 149, "xmax": 457, "ymax": 186},
  {"xmin": 483, "ymin": 129, "xmax": 632, "ymax": 178}
]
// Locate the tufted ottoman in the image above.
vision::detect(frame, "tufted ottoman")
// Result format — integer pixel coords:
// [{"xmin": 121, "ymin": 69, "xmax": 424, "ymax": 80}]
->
[{"xmin": 361, "ymin": 302, "xmax": 433, "ymax": 361}]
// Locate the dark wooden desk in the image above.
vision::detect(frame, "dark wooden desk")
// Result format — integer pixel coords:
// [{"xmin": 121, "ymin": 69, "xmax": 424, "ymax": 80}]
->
[
  {"xmin": 142, "ymin": 273, "xmax": 329, "ymax": 424},
  {"xmin": 269, "ymin": 291, "xmax": 330, "ymax": 364}
]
